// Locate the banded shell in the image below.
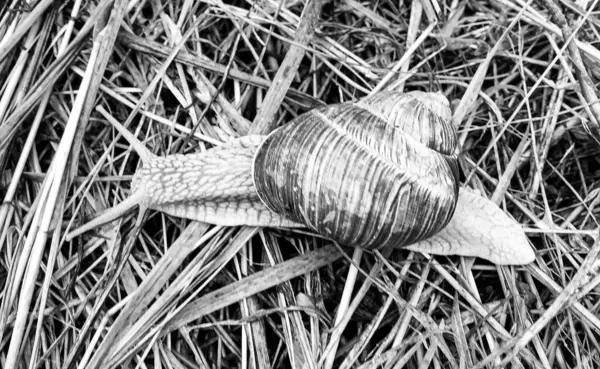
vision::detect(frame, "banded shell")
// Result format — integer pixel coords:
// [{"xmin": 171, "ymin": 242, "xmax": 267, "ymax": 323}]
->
[{"xmin": 252, "ymin": 91, "xmax": 459, "ymax": 249}]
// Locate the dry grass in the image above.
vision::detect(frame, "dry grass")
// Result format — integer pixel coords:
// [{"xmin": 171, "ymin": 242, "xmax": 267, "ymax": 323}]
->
[{"xmin": 1, "ymin": 0, "xmax": 600, "ymax": 368}]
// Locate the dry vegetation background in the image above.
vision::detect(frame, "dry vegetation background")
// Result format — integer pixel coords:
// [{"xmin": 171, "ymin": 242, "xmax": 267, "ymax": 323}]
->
[{"xmin": 0, "ymin": 0, "xmax": 600, "ymax": 368}]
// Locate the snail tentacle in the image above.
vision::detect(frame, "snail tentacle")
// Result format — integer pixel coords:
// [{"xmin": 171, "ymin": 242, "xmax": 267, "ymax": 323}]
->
[
  {"xmin": 66, "ymin": 135, "xmax": 301, "ymax": 240},
  {"xmin": 65, "ymin": 108, "xmax": 155, "ymax": 241},
  {"xmin": 65, "ymin": 191, "xmax": 146, "ymax": 241}
]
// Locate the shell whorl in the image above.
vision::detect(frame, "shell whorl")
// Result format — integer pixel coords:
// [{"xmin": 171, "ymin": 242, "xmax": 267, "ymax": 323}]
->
[{"xmin": 252, "ymin": 91, "xmax": 460, "ymax": 249}]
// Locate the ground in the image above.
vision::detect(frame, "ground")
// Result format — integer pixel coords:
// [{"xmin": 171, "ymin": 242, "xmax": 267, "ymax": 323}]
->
[{"xmin": 0, "ymin": 1, "xmax": 599, "ymax": 368}]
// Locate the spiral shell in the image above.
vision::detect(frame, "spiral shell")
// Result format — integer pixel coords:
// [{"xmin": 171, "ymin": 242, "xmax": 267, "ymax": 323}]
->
[{"xmin": 252, "ymin": 91, "xmax": 459, "ymax": 249}]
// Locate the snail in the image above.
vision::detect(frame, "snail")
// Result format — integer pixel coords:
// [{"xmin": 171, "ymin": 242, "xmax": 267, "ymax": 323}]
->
[{"xmin": 66, "ymin": 91, "xmax": 535, "ymax": 265}]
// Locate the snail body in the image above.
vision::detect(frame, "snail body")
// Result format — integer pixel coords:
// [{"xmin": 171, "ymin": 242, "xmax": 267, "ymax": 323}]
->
[
  {"xmin": 135, "ymin": 135, "xmax": 301, "ymax": 229},
  {"xmin": 66, "ymin": 91, "xmax": 536, "ymax": 265}
]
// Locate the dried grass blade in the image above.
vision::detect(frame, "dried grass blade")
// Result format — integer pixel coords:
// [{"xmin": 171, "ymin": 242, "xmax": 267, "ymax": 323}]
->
[
  {"xmin": 117, "ymin": 30, "xmax": 323, "ymax": 108},
  {"xmin": 0, "ymin": 0, "xmax": 52, "ymax": 63},
  {"xmin": 322, "ymin": 247, "xmax": 364, "ymax": 369},
  {"xmin": 165, "ymin": 245, "xmax": 342, "ymax": 331},
  {"xmin": 3, "ymin": 15, "xmax": 115, "ymax": 369},
  {"xmin": 250, "ymin": 0, "xmax": 324, "ymax": 135},
  {"xmin": 452, "ymin": 0, "xmax": 532, "ymax": 126},
  {"xmin": 79, "ymin": 222, "xmax": 213, "ymax": 369},
  {"xmin": 0, "ymin": 0, "xmax": 113, "ymax": 156}
]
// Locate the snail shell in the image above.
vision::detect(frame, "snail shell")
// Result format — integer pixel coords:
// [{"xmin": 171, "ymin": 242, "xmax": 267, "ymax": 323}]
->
[{"xmin": 253, "ymin": 91, "xmax": 460, "ymax": 249}]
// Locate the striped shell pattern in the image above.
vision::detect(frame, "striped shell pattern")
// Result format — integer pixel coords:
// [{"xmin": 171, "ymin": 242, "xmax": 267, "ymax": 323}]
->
[{"xmin": 253, "ymin": 91, "xmax": 460, "ymax": 249}]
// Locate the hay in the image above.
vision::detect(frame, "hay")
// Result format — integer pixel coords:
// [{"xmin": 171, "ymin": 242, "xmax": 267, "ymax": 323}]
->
[{"xmin": 0, "ymin": 0, "xmax": 599, "ymax": 368}]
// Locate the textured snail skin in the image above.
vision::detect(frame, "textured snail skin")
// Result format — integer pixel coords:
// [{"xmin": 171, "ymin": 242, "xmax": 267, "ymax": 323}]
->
[
  {"xmin": 66, "ymin": 91, "xmax": 536, "ymax": 265},
  {"xmin": 406, "ymin": 189, "xmax": 535, "ymax": 265},
  {"xmin": 133, "ymin": 136, "xmax": 301, "ymax": 228}
]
